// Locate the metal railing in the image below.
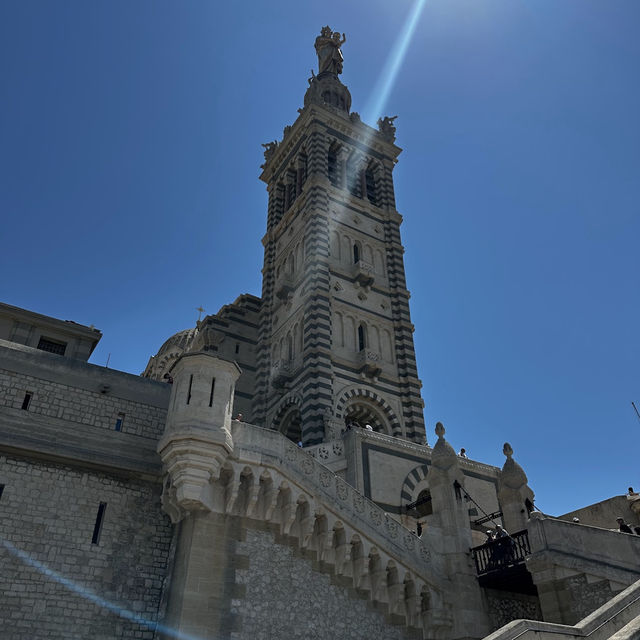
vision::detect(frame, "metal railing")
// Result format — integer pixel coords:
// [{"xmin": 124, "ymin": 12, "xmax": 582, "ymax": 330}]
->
[{"xmin": 471, "ymin": 529, "xmax": 531, "ymax": 576}]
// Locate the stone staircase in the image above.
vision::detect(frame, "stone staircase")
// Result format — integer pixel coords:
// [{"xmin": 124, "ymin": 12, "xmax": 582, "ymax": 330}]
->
[
  {"xmin": 483, "ymin": 578, "xmax": 640, "ymax": 640},
  {"xmin": 162, "ymin": 421, "xmax": 463, "ymax": 638}
]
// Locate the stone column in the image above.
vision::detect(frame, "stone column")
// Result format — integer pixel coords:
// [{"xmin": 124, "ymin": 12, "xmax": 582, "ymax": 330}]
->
[
  {"xmin": 425, "ymin": 423, "xmax": 489, "ymax": 639},
  {"xmin": 498, "ymin": 442, "xmax": 535, "ymax": 533}
]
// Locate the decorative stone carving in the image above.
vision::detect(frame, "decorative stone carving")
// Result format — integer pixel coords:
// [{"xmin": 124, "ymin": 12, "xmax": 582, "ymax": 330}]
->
[
  {"xmin": 261, "ymin": 140, "xmax": 278, "ymax": 168},
  {"xmin": 336, "ymin": 478, "xmax": 349, "ymax": 500},
  {"xmin": 377, "ymin": 115, "xmax": 398, "ymax": 142}
]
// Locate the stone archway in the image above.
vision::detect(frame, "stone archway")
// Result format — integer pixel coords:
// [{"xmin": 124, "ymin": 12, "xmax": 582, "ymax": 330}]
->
[
  {"xmin": 335, "ymin": 387, "xmax": 401, "ymax": 436},
  {"xmin": 272, "ymin": 395, "xmax": 303, "ymax": 443},
  {"xmin": 343, "ymin": 398, "xmax": 387, "ymax": 433}
]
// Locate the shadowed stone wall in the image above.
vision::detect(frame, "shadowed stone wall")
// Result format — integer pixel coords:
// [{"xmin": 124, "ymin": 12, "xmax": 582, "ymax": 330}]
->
[
  {"xmin": 485, "ymin": 589, "xmax": 542, "ymax": 632},
  {"xmin": 0, "ymin": 454, "xmax": 173, "ymax": 639}
]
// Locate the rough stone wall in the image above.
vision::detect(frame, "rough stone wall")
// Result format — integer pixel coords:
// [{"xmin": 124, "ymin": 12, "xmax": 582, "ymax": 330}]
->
[
  {"xmin": 0, "ymin": 454, "xmax": 173, "ymax": 639},
  {"xmin": 485, "ymin": 589, "xmax": 542, "ymax": 631},
  {"xmin": 231, "ymin": 525, "xmax": 409, "ymax": 640},
  {"xmin": 562, "ymin": 574, "xmax": 618, "ymax": 625},
  {"xmin": 0, "ymin": 368, "xmax": 166, "ymax": 439}
]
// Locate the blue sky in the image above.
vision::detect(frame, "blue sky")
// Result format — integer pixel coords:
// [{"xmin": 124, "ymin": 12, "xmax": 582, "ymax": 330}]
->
[{"xmin": 1, "ymin": 0, "xmax": 638, "ymax": 517}]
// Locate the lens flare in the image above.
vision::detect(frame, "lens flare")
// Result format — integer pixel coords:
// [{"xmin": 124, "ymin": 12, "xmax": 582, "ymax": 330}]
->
[
  {"xmin": 363, "ymin": 0, "xmax": 427, "ymax": 125},
  {"xmin": 1, "ymin": 537, "xmax": 205, "ymax": 640}
]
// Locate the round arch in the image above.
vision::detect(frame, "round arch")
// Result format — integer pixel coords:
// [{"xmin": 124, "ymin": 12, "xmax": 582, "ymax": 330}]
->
[
  {"xmin": 334, "ymin": 387, "xmax": 402, "ymax": 436},
  {"xmin": 271, "ymin": 394, "xmax": 303, "ymax": 443}
]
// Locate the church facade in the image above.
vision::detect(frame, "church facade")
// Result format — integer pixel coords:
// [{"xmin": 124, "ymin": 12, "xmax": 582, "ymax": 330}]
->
[{"xmin": 1, "ymin": 28, "xmax": 639, "ymax": 640}]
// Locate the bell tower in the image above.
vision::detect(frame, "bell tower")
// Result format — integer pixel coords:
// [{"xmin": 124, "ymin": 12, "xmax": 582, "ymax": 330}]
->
[{"xmin": 253, "ymin": 27, "xmax": 426, "ymax": 446}]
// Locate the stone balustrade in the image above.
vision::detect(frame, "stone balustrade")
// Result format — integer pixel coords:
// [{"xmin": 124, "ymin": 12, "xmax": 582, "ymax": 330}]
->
[
  {"xmin": 357, "ymin": 348, "xmax": 382, "ymax": 377},
  {"xmin": 351, "ymin": 260, "xmax": 375, "ymax": 287},
  {"xmin": 270, "ymin": 359, "xmax": 301, "ymax": 388},
  {"xmin": 163, "ymin": 420, "xmax": 456, "ymax": 636}
]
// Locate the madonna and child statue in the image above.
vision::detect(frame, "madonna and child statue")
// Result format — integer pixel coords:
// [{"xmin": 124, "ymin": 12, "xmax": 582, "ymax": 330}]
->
[{"xmin": 315, "ymin": 26, "xmax": 346, "ymax": 76}]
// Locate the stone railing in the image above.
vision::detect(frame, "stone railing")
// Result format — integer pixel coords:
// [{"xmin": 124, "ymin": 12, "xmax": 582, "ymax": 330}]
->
[
  {"xmin": 305, "ymin": 439, "xmax": 346, "ymax": 466},
  {"xmin": 231, "ymin": 422, "xmax": 444, "ymax": 587},
  {"xmin": 482, "ymin": 578, "xmax": 640, "ymax": 640},
  {"xmin": 528, "ymin": 514, "xmax": 640, "ymax": 583},
  {"xmin": 357, "ymin": 349, "xmax": 382, "ymax": 377},
  {"xmin": 270, "ymin": 359, "xmax": 301, "ymax": 389},
  {"xmin": 275, "ymin": 274, "xmax": 296, "ymax": 301}
]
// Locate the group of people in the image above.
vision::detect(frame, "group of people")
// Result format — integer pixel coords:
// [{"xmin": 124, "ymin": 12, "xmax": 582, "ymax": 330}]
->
[
  {"xmin": 482, "ymin": 524, "xmax": 517, "ymax": 569},
  {"xmin": 344, "ymin": 421, "xmax": 374, "ymax": 432}
]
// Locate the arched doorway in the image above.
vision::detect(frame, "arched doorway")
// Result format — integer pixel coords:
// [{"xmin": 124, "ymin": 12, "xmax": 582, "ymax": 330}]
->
[
  {"xmin": 278, "ymin": 404, "xmax": 302, "ymax": 443},
  {"xmin": 343, "ymin": 398, "xmax": 387, "ymax": 433}
]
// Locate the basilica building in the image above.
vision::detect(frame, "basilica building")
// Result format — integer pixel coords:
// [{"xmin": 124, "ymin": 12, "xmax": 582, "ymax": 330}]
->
[{"xmin": 1, "ymin": 27, "xmax": 639, "ymax": 640}]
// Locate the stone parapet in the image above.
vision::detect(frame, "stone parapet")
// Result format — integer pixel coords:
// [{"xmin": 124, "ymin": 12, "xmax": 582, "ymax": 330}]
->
[{"xmin": 482, "ymin": 578, "xmax": 640, "ymax": 640}]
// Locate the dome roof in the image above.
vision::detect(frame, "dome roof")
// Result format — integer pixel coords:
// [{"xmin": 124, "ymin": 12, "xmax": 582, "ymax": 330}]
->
[{"xmin": 155, "ymin": 327, "xmax": 198, "ymax": 357}]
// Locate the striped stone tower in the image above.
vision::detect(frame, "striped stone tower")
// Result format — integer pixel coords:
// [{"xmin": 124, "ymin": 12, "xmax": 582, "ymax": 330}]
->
[{"xmin": 253, "ymin": 27, "xmax": 426, "ymax": 446}]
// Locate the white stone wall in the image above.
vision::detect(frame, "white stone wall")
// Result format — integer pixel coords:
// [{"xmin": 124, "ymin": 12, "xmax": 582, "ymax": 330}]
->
[
  {"xmin": 0, "ymin": 454, "xmax": 173, "ymax": 639},
  {"xmin": 0, "ymin": 368, "xmax": 166, "ymax": 439},
  {"xmin": 231, "ymin": 526, "xmax": 409, "ymax": 640}
]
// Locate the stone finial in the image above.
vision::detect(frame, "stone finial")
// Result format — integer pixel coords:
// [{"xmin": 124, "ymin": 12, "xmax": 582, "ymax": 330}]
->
[
  {"xmin": 500, "ymin": 442, "xmax": 529, "ymax": 491},
  {"xmin": 431, "ymin": 422, "xmax": 458, "ymax": 471}
]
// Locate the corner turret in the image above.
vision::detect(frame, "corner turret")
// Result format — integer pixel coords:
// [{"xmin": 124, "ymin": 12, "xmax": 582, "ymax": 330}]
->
[{"xmin": 157, "ymin": 352, "xmax": 241, "ymax": 519}]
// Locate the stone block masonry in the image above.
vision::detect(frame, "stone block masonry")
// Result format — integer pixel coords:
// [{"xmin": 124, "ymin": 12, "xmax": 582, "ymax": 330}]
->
[
  {"xmin": 0, "ymin": 368, "xmax": 167, "ymax": 440},
  {"xmin": 231, "ymin": 524, "xmax": 410, "ymax": 640},
  {"xmin": 0, "ymin": 454, "xmax": 173, "ymax": 639}
]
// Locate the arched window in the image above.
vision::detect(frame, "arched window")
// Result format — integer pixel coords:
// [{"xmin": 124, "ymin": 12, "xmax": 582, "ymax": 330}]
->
[
  {"xmin": 353, "ymin": 242, "xmax": 360, "ymax": 264},
  {"xmin": 298, "ymin": 152, "xmax": 308, "ymax": 194},
  {"xmin": 358, "ymin": 323, "xmax": 366, "ymax": 351},
  {"xmin": 415, "ymin": 489, "xmax": 433, "ymax": 517},
  {"xmin": 286, "ymin": 333, "xmax": 293, "ymax": 361},
  {"xmin": 365, "ymin": 165, "xmax": 378, "ymax": 206},
  {"xmin": 328, "ymin": 144, "xmax": 341, "ymax": 187},
  {"xmin": 347, "ymin": 156, "xmax": 362, "ymax": 198},
  {"xmin": 274, "ymin": 183, "xmax": 285, "ymax": 223},
  {"xmin": 285, "ymin": 169, "xmax": 297, "ymax": 210}
]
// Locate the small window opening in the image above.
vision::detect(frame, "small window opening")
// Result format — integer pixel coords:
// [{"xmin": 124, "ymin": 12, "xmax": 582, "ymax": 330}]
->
[
  {"xmin": 37, "ymin": 337, "xmax": 67, "ymax": 356},
  {"xmin": 235, "ymin": 343, "xmax": 240, "ymax": 354},
  {"xmin": 209, "ymin": 378, "xmax": 216, "ymax": 408},
  {"xmin": 21, "ymin": 392, "xmax": 32, "ymax": 411},
  {"xmin": 91, "ymin": 502, "xmax": 107, "ymax": 545},
  {"xmin": 186, "ymin": 374, "xmax": 193, "ymax": 405},
  {"xmin": 358, "ymin": 324, "xmax": 366, "ymax": 351},
  {"xmin": 114, "ymin": 412, "xmax": 125, "ymax": 432},
  {"xmin": 353, "ymin": 243, "xmax": 360, "ymax": 264},
  {"xmin": 0, "ymin": 484, "xmax": 5, "ymax": 500}
]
